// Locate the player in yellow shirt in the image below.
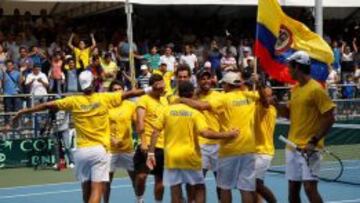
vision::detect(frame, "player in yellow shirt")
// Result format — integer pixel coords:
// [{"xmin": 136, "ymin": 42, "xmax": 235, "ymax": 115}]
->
[
  {"xmin": 180, "ymin": 71, "xmax": 260, "ymax": 203},
  {"xmin": 104, "ymin": 80, "xmax": 137, "ymax": 203},
  {"xmin": 134, "ymin": 74, "xmax": 168, "ymax": 203},
  {"xmin": 166, "ymin": 64, "xmax": 192, "ymax": 104},
  {"xmin": 194, "ymin": 68, "xmax": 223, "ymax": 201},
  {"xmin": 68, "ymin": 32, "xmax": 96, "ymax": 72},
  {"xmin": 146, "ymin": 81, "xmax": 239, "ymax": 203},
  {"xmin": 10, "ymin": 71, "xmax": 160, "ymax": 203},
  {"xmin": 254, "ymin": 87, "xmax": 277, "ymax": 203},
  {"xmin": 275, "ymin": 51, "xmax": 335, "ymax": 203}
]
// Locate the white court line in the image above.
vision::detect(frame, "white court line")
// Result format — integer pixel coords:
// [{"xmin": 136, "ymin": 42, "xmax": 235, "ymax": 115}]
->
[
  {"xmin": 0, "ymin": 178, "xmax": 214, "ymax": 199},
  {"xmin": 0, "ymin": 177, "xmax": 130, "ymax": 190},
  {"xmin": 326, "ymin": 199, "xmax": 360, "ymax": 203}
]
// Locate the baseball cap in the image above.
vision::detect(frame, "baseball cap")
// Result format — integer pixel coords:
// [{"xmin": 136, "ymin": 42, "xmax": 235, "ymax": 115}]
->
[
  {"xmin": 79, "ymin": 70, "xmax": 93, "ymax": 90},
  {"xmin": 196, "ymin": 68, "xmax": 212, "ymax": 79},
  {"xmin": 243, "ymin": 47, "xmax": 251, "ymax": 52},
  {"xmin": 219, "ymin": 71, "xmax": 242, "ymax": 86},
  {"xmin": 140, "ymin": 64, "xmax": 148, "ymax": 70},
  {"xmin": 204, "ymin": 61, "xmax": 212, "ymax": 68},
  {"xmin": 285, "ymin": 51, "xmax": 311, "ymax": 65}
]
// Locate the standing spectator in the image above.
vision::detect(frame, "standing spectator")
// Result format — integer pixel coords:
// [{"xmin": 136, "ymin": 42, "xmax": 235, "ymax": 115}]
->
[
  {"xmin": 29, "ymin": 45, "xmax": 47, "ymax": 67},
  {"xmin": 180, "ymin": 44, "xmax": 198, "ymax": 72},
  {"xmin": 35, "ymin": 9, "xmax": 54, "ymax": 38},
  {"xmin": 25, "ymin": 64, "xmax": 49, "ymax": 104},
  {"xmin": 239, "ymin": 47, "xmax": 255, "ymax": 74},
  {"xmin": 207, "ymin": 40, "xmax": 222, "ymax": 80},
  {"xmin": 68, "ymin": 33, "xmax": 96, "ymax": 73},
  {"xmin": 220, "ymin": 49, "xmax": 237, "ymax": 74},
  {"xmin": 7, "ymin": 34, "xmax": 23, "ymax": 63},
  {"xmin": 101, "ymin": 52, "xmax": 118, "ymax": 91},
  {"xmin": 64, "ymin": 58, "xmax": 79, "ymax": 93},
  {"xmin": 137, "ymin": 64, "xmax": 151, "ymax": 89},
  {"xmin": 135, "ymin": 46, "xmax": 161, "ymax": 71},
  {"xmin": 1, "ymin": 60, "xmax": 22, "ymax": 127},
  {"xmin": 341, "ymin": 39, "xmax": 357, "ymax": 80},
  {"xmin": 87, "ymin": 56, "xmax": 104, "ymax": 92},
  {"xmin": 160, "ymin": 47, "xmax": 176, "ymax": 73},
  {"xmin": 18, "ymin": 46, "xmax": 34, "ymax": 73},
  {"xmin": 49, "ymin": 52, "xmax": 64, "ymax": 94},
  {"xmin": 0, "ymin": 44, "xmax": 8, "ymax": 71},
  {"xmin": 221, "ymin": 38, "xmax": 237, "ymax": 57},
  {"xmin": 332, "ymin": 40, "xmax": 342, "ymax": 73},
  {"xmin": 343, "ymin": 74, "xmax": 356, "ymax": 99},
  {"xmin": 326, "ymin": 67, "xmax": 340, "ymax": 99},
  {"xmin": 118, "ymin": 36, "xmax": 138, "ymax": 72}
]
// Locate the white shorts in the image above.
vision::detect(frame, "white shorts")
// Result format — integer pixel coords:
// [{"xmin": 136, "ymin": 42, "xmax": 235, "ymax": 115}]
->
[
  {"xmin": 255, "ymin": 154, "xmax": 273, "ymax": 180},
  {"xmin": 163, "ymin": 169, "xmax": 205, "ymax": 187},
  {"xmin": 73, "ymin": 145, "xmax": 109, "ymax": 183},
  {"xmin": 217, "ymin": 154, "xmax": 256, "ymax": 191},
  {"xmin": 200, "ymin": 144, "xmax": 219, "ymax": 171},
  {"xmin": 285, "ymin": 149, "xmax": 322, "ymax": 181},
  {"xmin": 109, "ymin": 152, "xmax": 134, "ymax": 172}
]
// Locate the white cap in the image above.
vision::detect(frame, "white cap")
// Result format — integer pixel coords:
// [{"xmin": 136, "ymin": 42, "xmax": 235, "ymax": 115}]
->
[
  {"xmin": 243, "ymin": 47, "xmax": 251, "ymax": 52},
  {"xmin": 79, "ymin": 70, "xmax": 93, "ymax": 90},
  {"xmin": 204, "ymin": 61, "xmax": 211, "ymax": 68},
  {"xmin": 286, "ymin": 51, "xmax": 311, "ymax": 65},
  {"xmin": 219, "ymin": 72, "xmax": 242, "ymax": 86},
  {"xmin": 140, "ymin": 64, "xmax": 148, "ymax": 70}
]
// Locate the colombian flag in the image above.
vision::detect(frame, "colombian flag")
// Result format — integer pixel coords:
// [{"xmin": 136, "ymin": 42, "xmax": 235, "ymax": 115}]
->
[{"xmin": 255, "ymin": 0, "xmax": 334, "ymax": 84}]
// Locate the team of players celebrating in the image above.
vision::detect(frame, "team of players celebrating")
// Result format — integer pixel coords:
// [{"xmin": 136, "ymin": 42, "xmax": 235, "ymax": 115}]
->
[{"xmin": 10, "ymin": 51, "xmax": 335, "ymax": 203}]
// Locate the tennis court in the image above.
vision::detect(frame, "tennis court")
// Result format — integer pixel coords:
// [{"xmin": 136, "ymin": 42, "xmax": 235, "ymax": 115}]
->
[{"xmin": 0, "ymin": 171, "xmax": 360, "ymax": 203}]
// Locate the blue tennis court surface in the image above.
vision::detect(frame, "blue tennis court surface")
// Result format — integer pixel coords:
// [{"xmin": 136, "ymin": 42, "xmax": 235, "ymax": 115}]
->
[{"xmin": 0, "ymin": 172, "xmax": 359, "ymax": 203}]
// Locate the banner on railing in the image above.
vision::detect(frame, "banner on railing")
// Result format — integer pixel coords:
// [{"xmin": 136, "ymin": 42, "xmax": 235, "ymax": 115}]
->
[{"xmin": 0, "ymin": 137, "xmax": 56, "ymax": 168}]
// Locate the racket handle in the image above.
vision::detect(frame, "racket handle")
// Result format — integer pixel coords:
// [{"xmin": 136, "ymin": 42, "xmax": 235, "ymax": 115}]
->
[{"xmin": 279, "ymin": 135, "xmax": 298, "ymax": 149}]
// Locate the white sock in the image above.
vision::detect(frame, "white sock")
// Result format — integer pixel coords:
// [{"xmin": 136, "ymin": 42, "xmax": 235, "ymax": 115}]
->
[{"xmin": 136, "ymin": 196, "xmax": 144, "ymax": 203}]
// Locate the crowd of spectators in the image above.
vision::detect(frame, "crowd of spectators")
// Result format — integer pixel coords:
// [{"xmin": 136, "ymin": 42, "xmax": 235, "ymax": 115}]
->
[{"xmin": 0, "ymin": 7, "xmax": 360, "ymax": 124}]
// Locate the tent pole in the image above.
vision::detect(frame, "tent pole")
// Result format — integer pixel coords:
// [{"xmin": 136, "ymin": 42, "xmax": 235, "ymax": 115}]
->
[
  {"xmin": 315, "ymin": 0, "xmax": 323, "ymax": 36},
  {"xmin": 125, "ymin": 0, "xmax": 136, "ymax": 88}
]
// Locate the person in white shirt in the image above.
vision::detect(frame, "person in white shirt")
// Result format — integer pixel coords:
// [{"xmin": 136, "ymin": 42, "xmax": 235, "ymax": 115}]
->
[
  {"xmin": 239, "ymin": 47, "xmax": 255, "ymax": 70},
  {"xmin": 326, "ymin": 67, "xmax": 339, "ymax": 99},
  {"xmin": 160, "ymin": 47, "xmax": 176, "ymax": 72},
  {"xmin": 25, "ymin": 64, "xmax": 49, "ymax": 103},
  {"xmin": 180, "ymin": 44, "xmax": 198, "ymax": 72}
]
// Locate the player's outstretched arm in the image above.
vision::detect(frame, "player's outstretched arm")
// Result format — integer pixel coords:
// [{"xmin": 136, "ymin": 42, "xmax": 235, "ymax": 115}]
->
[
  {"xmin": 180, "ymin": 98, "xmax": 212, "ymax": 111},
  {"xmin": 9, "ymin": 101, "xmax": 58, "ymax": 128},
  {"xmin": 200, "ymin": 129, "xmax": 239, "ymax": 139}
]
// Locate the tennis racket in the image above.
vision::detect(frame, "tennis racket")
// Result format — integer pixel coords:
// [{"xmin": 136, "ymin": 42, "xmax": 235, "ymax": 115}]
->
[{"xmin": 279, "ymin": 135, "xmax": 344, "ymax": 182}]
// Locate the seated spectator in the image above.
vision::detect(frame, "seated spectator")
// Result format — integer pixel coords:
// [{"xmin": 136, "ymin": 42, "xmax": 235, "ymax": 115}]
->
[
  {"xmin": 25, "ymin": 63, "xmax": 49, "ymax": 104},
  {"xmin": 137, "ymin": 64, "xmax": 151, "ymax": 89},
  {"xmin": 0, "ymin": 60, "xmax": 22, "ymax": 127}
]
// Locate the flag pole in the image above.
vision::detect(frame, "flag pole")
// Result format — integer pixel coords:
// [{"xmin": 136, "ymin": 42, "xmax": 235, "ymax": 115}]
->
[
  {"xmin": 125, "ymin": 0, "xmax": 136, "ymax": 88},
  {"xmin": 315, "ymin": 0, "xmax": 323, "ymax": 36}
]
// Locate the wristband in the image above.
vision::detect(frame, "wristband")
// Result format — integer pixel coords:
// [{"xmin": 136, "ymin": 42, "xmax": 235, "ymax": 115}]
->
[
  {"xmin": 144, "ymin": 86, "xmax": 153, "ymax": 94},
  {"xmin": 148, "ymin": 152, "xmax": 155, "ymax": 156}
]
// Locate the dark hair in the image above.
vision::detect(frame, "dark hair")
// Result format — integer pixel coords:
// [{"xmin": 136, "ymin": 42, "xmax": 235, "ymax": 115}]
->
[
  {"xmin": 175, "ymin": 64, "xmax": 191, "ymax": 77},
  {"xmin": 5, "ymin": 59, "xmax": 13, "ymax": 64},
  {"xmin": 291, "ymin": 61, "xmax": 311, "ymax": 75},
  {"xmin": 178, "ymin": 81, "xmax": 194, "ymax": 98},
  {"xmin": 109, "ymin": 80, "xmax": 125, "ymax": 92},
  {"xmin": 149, "ymin": 74, "xmax": 163, "ymax": 86}
]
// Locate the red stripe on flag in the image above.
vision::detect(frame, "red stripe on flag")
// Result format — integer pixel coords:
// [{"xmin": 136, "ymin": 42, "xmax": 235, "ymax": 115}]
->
[{"xmin": 255, "ymin": 40, "xmax": 296, "ymax": 84}]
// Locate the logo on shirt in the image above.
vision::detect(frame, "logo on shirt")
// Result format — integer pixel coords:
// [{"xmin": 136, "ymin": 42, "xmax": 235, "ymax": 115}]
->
[
  {"xmin": 80, "ymin": 103, "xmax": 100, "ymax": 111},
  {"xmin": 232, "ymin": 99, "xmax": 253, "ymax": 106},
  {"xmin": 170, "ymin": 110, "xmax": 193, "ymax": 117}
]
